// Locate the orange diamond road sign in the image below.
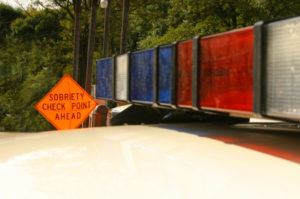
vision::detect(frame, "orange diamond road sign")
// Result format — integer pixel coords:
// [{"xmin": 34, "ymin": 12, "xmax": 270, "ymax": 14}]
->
[{"xmin": 35, "ymin": 74, "xmax": 98, "ymax": 130}]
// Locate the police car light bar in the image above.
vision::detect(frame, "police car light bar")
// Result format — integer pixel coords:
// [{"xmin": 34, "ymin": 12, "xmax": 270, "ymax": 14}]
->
[
  {"xmin": 95, "ymin": 16, "xmax": 300, "ymax": 122},
  {"xmin": 96, "ymin": 57, "xmax": 115, "ymax": 100}
]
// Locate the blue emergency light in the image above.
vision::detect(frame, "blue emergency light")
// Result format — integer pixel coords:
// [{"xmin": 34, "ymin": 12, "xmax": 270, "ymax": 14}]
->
[
  {"xmin": 158, "ymin": 43, "xmax": 176, "ymax": 107},
  {"xmin": 96, "ymin": 57, "xmax": 115, "ymax": 100},
  {"xmin": 130, "ymin": 48, "xmax": 156, "ymax": 104}
]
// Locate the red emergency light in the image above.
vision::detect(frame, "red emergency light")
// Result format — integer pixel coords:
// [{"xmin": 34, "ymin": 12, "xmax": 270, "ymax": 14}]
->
[
  {"xmin": 176, "ymin": 39, "xmax": 199, "ymax": 109},
  {"xmin": 199, "ymin": 27, "xmax": 254, "ymax": 116}
]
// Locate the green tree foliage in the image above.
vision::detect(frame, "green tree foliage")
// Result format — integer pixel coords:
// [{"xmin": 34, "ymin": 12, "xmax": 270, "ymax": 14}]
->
[
  {"xmin": 136, "ymin": 0, "xmax": 300, "ymax": 48},
  {"xmin": 0, "ymin": 6, "xmax": 71, "ymax": 131},
  {"xmin": 0, "ymin": 3, "xmax": 23, "ymax": 44},
  {"xmin": 11, "ymin": 9, "xmax": 65, "ymax": 42}
]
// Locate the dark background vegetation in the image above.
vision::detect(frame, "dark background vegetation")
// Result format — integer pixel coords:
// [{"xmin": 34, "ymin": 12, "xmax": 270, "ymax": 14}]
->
[{"xmin": 0, "ymin": 0, "xmax": 299, "ymax": 131}]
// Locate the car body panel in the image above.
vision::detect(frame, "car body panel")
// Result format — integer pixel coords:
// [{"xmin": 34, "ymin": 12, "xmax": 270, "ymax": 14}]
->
[{"xmin": 1, "ymin": 123, "xmax": 300, "ymax": 199}]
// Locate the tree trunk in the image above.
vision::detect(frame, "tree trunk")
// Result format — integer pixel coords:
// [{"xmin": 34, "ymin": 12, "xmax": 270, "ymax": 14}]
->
[
  {"xmin": 103, "ymin": 0, "xmax": 111, "ymax": 58},
  {"xmin": 120, "ymin": 0, "xmax": 129, "ymax": 54},
  {"xmin": 85, "ymin": 0, "xmax": 98, "ymax": 94},
  {"xmin": 78, "ymin": 24, "xmax": 89, "ymax": 88},
  {"xmin": 72, "ymin": 0, "xmax": 82, "ymax": 82}
]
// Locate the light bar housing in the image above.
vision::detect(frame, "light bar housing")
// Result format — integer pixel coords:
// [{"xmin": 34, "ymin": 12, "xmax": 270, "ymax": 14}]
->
[
  {"xmin": 130, "ymin": 48, "xmax": 157, "ymax": 104},
  {"xmin": 254, "ymin": 16, "xmax": 300, "ymax": 121},
  {"xmin": 96, "ymin": 57, "xmax": 115, "ymax": 100},
  {"xmin": 115, "ymin": 53, "xmax": 131, "ymax": 102},
  {"xmin": 200, "ymin": 27, "xmax": 254, "ymax": 116}
]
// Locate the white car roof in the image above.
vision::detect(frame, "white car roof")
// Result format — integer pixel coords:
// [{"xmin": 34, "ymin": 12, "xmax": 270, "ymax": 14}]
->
[{"xmin": 1, "ymin": 123, "xmax": 300, "ymax": 199}]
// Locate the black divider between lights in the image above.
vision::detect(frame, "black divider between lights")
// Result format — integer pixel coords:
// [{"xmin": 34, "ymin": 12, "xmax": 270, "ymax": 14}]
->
[{"xmin": 192, "ymin": 36, "xmax": 200, "ymax": 111}]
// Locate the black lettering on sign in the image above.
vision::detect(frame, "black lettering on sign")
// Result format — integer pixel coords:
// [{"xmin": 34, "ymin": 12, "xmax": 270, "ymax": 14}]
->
[
  {"xmin": 64, "ymin": 93, "xmax": 69, "ymax": 100},
  {"xmin": 55, "ymin": 112, "xmax": 82, "ymax": 120},
  {"xmin": 71, "ymin": 102, "xmax": 91, "ymax": 110},
  {"xmin": 48, "ymin": 93, "xmax": 85, "ymax": 101},
  {"xmin": 80, "ymin": 93, "xmax": 84, "ymax": 100},
  {"xmin": 42, "ymin": 103, "xmax": 66, "ymax": 111}
]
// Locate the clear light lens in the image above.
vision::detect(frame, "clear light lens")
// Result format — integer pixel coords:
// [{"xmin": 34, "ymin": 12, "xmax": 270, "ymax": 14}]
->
[
  {"xmin": 116, "ymin": 54, "xmax": 129, "ymax": 101},
  {"xmin": 96, "ymin": 58, "xmax": 113, "ymax": 99},
  {"xmin": 200, "ymin": 27, "xmax": 254, "ymax": 114},
  {"xmin": 158, "ymin": 46, "xmax": 173, "ymax": 104},
  {"xmin": 264, "ymin": 17, "xmax": 300, "ymax": 119},
  {"xmin": 131, "ymin": 49, "xmax": 154, "ymax": 103}
]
